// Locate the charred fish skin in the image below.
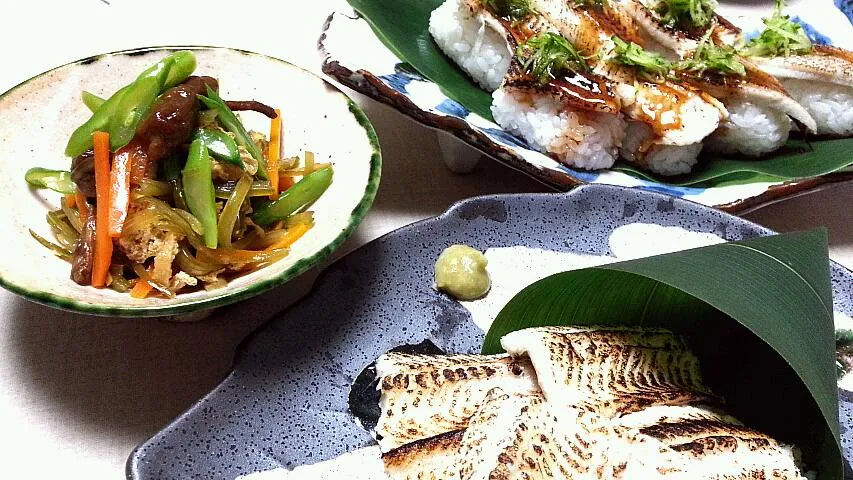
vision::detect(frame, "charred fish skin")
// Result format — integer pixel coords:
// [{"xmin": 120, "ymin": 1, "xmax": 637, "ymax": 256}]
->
[
  {"xmin": 371, "ymin": 327, "xmax": 809, "ymax": 480},
  {"xmin": 500, "ymin": 327, "xmax": 718, "ymax": 416},
  {"xmin": 373, "ymin": 352, "xmax": 539, "ymax": 451},
  {"xmin": 617, "ymin": 405, "xmax": 807, "ymax": 479},
  {"xmin": 382, "ymin": 429, "xmax": 465, "ymax": 480}
]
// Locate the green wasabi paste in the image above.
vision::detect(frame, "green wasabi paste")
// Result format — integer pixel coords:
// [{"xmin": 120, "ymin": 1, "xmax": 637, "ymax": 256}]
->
[{"xmin": 434, "ymin": 245, "xmax": 491, "ymax": 300}]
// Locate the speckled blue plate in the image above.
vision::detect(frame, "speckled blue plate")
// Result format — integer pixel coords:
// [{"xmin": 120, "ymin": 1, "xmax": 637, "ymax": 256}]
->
[{"xmin": 127, "ymin": 184, "xmax": 853, "ymax": 479}]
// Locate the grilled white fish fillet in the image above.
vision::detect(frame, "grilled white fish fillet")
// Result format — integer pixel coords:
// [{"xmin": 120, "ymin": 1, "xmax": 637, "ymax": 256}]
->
[
  {"xmin": 374, "ymin": 352, "xmax": 539, "ymax": 451},
  {"xmin": 750, "ymin": 45, "xmax": 853, "ymax": 136},
  {"xmin": 500, "ymin": 326, "xmax": 716, "ymax": 416},
  {"xmin": 616, "ymin": 404, "xmax": 808, "ymax": 479}
]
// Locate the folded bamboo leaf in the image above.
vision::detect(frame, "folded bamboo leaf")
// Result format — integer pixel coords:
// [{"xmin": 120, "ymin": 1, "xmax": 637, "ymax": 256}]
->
[
  {"xmin": 348, "ymin": 0, "xmax": 853, "ymax": 187},
  {"xmin": 482, "ymin": 228, "xmax": 841, "ymax": 477}
]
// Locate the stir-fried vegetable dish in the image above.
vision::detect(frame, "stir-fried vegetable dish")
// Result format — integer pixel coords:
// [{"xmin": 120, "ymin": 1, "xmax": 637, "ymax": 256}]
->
[{"xmin": 25, "ymin": 51, "xmax": 334, "ymax": 298}]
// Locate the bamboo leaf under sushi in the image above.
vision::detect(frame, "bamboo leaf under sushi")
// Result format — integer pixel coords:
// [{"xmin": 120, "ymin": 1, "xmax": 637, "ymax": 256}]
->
[
  {"xmin": 613, "ymin": 136, "xmax": 853, "ymax": 186},
  {"xmin": 348, "ymin": 0, "xmax": 494, "ymax": 120},
  {"xmin": 483, "ymin": 228, "xmax": 841, "ymax": 478}
]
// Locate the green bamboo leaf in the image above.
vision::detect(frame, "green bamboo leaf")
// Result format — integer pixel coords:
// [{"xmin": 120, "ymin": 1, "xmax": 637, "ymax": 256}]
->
[
  {"xmin": 483, "ymin": 229, "xmax": 841, "ymax": 477},
  {"xmin": 348, "ymin": 0, "xmax": 493, "ymax": 120},
  {"xmin": 349, "ymin": 0, "xmax": 853, "ymax": 186},
  {"xmin": 612, "ymin": 137, "xmax": 853, "ymax": 186}
]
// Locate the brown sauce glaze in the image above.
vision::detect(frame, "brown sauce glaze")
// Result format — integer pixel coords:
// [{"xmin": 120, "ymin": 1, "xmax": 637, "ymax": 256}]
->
[
  {"xmin": 579, "ymin": 3, "xmax": 644, "ymax": 46},
  {"xmin": 499, "ymin": 17, "xmax": 540, "ymax": 45},
  {"xmin": 814, "ymin": 44, "xmax": 853, "ymax": 64},
  {"xmin": 634, "ymin": 82, "xmax": 687, "ymax": 135},
  {"xmin": 504, "ymin": 62, "xmax": 620, "ymax": 113},
  {"xmin": 679, "ymin": 62, "xmax": 786, "ymax": 95}
]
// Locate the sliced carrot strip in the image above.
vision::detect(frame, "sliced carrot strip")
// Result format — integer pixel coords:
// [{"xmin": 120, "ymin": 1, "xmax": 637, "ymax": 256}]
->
[
  {"xmin": 130, "ymin": 277, "xmax": 154, "ymax": 299},
  {"xmin": 64, "ymin": 194, "xmax": 76, "ymax": 208},
  {"xmin": 91, "ymin": 131, "xmax": 113, "ymax": 288},
  {"xmin": 265, "ymin": 223, "xmax": 310, "ymax": 251},
  {"xmin": 278, "ymin": 173, "xmax": 294, "ymax": 191},
  {"xmin": 267, "ymin": 108, "xmax": 282, "ymax": 199},
  {"xmin": 75, "ymin": 191, "xmax": 89, "ymax": 220}
]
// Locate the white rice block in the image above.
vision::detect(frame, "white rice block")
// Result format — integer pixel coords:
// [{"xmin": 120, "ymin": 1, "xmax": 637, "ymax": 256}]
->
[
  {"xmin": 783, "ymin": 78, "xmax": 853, "ymax": 136},
  {"xmin": 491, "ymin": 87, "xmax": 625, "ymax": 170},
  {"xmin": 620, "ymin": 121, "xmax": 702, "ymax": 176},
  {"xmin": 429, "ymin": 0, "xmax": 512, "ymax": 91},
  {"xmin": 705, "ymin": 99, "xmax": 793, "ymax": 157}
]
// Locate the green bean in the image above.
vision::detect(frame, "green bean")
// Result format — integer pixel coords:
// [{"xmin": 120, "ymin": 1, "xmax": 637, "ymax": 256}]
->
[
  {"xmin": 198, "ymin": 86, "xmax": 268, "ymax": 179},
  {"xmin": 107, "ymin": 56, "xmax": 176, "ymax": 151},
  {"xmin": 64, "ymin": 51, "xmax": 196, "ymax": 157},
  {"xmin": 25, "ymin": 167, "xmax": 76, "ymax": 194},
  {"xmin": 162, "ymin": 50, "xmax": 197, "ymax": 89},
  {"xmin": 65, "ymin": 85, "xmax": 129, "ymax": 158},
  {"xmin": 182, "ymin": 139, "xmax": 218, "ymax": 248},
  {"xmin": 251, "ymin": 167, "xmax": 333, "ymax": 226},
  {"xmin": 214, "ymin": 179, "xmax": 275, "ymax": 199},
  {"xmin": 81, "ymin": 91, "xmax": 105, "ymax": 112},
  {"xmin": 217, "ymin": 174, "xmax": 252, "ymax": 248},
  {"xmin": 194, "ymin": 128, "xmax": 241, "ymax": 165}
]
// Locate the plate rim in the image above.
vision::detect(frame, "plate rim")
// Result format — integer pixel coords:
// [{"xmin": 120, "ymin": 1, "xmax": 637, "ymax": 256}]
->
[
  {"xmin": 0, "ymin": 45, "xmax": 382, "ymax": 317},
  {"xmin": 318, "ymin": 11, "xmax": 853, "ymax": 215},
  {"xmin": 125, "ymin": 183, "xmax": 853, "ymax": 479}
]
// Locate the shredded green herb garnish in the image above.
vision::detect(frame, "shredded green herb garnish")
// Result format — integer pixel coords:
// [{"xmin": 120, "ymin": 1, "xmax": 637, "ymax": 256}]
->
[
  {"xmin": 741, "ymin": 0, "xmax": 812, "ymax": 57},
  {"xmin": 677, "ymin": 28, "xmax": 746, "ymax": 77},
  {"xmin": 516, "ymin": 32, "xmax": 589, "ymax": 83},
  {"xmin": 608, "ymin": 36, "xmax": 673, "ymax": 78},
  {"xmin": 574, "ymin": 0, "xmax": 607, "ymax": 9},
  {"xmin": 483, "ymin": 0, "xmax": 535, "ymax": 20},
  {"xmin": 654, "ymin": 0, "xmax": 716, "ymax": 29}
]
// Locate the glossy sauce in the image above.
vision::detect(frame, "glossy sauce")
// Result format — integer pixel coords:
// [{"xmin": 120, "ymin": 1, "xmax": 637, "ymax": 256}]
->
[
  {"xmin": 549, "ymin": 72, "xmax": 619, "ymax": 112},
  {"xmin": 580, "ymin": 4, "xmax": 643, "ymax": 46},
  {"xmin": 501, "ymin": 17, "xmax": 620, "ymax": 113},
  {"xmin": 634, "ymin": 82, "xmax": 687, "ymax": 136}
]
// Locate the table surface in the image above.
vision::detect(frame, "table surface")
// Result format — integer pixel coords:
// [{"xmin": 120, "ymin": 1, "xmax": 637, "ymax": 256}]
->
[{"xmin": 1, "ymin": 0, "xmax": 851, "ymax": 478}]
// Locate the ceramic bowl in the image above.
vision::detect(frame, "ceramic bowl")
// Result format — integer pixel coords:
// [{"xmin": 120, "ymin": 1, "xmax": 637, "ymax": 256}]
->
[{"xmin": 0, "ymin": 46, "xmax": 381, "ymax": 316}]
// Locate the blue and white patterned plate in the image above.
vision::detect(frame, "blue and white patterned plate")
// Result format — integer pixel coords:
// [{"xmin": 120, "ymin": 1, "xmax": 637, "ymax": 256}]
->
[{"xmin": 320, "ymin": 0, "xmax": 853, "ymax": 213}]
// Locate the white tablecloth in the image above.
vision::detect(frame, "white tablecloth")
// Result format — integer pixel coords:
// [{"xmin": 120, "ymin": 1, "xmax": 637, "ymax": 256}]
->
[{"xmin": 0, "ymin": 0, "xmax": 850, "ymax": 477}]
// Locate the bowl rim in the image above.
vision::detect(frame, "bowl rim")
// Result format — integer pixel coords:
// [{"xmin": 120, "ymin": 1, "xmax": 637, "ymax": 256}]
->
[{"xmin": 0, "ymin": 45, "xmax": 382, "ymax": 317}]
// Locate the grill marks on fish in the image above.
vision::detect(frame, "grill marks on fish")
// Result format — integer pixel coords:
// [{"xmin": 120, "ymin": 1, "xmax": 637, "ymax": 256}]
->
[
  {"xmin": 487, "ymin": 4, "xmax": 623, "ymax": 114},
  {"xmin": 371, "ymin": 328, "xmax": 807, "ymax": 479},
  {"xmin": 751, "ymin": 45, "xmax": 853, "ymax": 88},
  {"xmin": 500, "ymin": 327, "xmax": 717, "ymax": 416},
  {"xmin": 374, "ymin": 352, "xmax": 540, "ymax": 451},
  {"xmin": 614, "ymin": 0, "xmax": 818, "ymax": 133},
  {"xmin": 382, "ymin": 429, "xmax": 465, "ymax": 479},
  {"xmin": 503, "ymin": 63, "xmax": 621, "ymax": 114}
]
